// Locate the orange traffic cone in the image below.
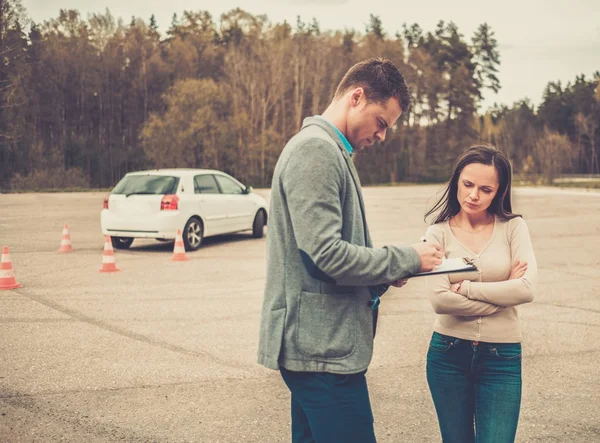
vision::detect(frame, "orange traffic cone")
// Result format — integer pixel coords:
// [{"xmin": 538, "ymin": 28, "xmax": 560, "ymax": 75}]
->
[
  {"xmin": 57, "ymin": 223, "xmax": 74, "ymax": 252},
  {"xmin": 172, "ymin": 229, "xmax": 189, "ymax": 261},
  {"xmin": 0, "ymin": 246, "xmax": 22, "ymax": 290},
  {"xmin": 99, "ymin": 236, "xmax": 120, "ymax": 272}
]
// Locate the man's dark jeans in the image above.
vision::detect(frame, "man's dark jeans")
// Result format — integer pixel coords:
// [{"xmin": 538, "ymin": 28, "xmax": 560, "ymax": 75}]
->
[
  {"xmin": 426, "ymin": 332, "xmax": 522, "ymax": 443},
  {"xmin": 280, "ymin": 367, "xmax": 376, "ymax": 443}
]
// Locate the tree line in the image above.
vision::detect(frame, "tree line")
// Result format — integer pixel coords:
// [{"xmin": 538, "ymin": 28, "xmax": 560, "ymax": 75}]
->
[{"xmin": 1, "ymin": 0, "xmax": 598, "ymax": 190}]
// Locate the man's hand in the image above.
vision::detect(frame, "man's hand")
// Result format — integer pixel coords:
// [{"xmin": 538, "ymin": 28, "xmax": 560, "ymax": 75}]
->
[
  {"xmin": 389, "ymin": 278, "xmax": 408, "ymax": 288},
  {"xmin": 411, "ymin": 241, "xmax": 444, "ymax": 272}
]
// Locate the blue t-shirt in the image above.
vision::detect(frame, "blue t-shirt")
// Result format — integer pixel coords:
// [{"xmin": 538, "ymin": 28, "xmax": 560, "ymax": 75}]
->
[{"xmin": 317, "ymin": 115, "xmax": 353, "ymax": 157}]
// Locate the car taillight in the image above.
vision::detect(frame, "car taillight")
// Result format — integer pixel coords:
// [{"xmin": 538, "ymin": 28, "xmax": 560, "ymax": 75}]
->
[
  {"xmin": 161, "ymin": 194, "xmax": 179, "ymax": 211},
  {"xmin": 103, "ymin": 195, "xmax": 109, "ymax": 209}
]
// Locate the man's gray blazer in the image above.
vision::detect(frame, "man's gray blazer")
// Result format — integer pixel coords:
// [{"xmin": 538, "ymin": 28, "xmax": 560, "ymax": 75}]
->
[{"xmin": 257, "ymin": 116, "xmax": 421, "ymax": 374}]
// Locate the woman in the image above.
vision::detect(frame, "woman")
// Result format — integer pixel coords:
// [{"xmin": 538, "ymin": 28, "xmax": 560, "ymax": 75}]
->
[{"xmin": 423, "ymin": 144, "xmax": 537, "ymax": 443}]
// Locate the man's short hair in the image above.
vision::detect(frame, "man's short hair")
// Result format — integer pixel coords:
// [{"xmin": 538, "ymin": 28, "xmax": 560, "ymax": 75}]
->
[{"xmin": 334, "ymin": 58, "xmax": 411, "ymax": 112}]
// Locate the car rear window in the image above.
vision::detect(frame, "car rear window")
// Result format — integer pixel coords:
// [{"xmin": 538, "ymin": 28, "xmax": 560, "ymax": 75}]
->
[{"xmin": 112, "ymin": 175, "xmax": 180, "ymax": 196}]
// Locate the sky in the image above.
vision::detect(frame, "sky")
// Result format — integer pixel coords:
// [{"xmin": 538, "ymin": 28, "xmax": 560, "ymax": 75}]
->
[{"xmin": 21, "ymin": 0, "xmax": 600, "ymax": 111}]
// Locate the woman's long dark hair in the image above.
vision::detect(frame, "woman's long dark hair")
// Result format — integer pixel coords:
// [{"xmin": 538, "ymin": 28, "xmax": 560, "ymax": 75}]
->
[{"xmin": 425, "ymin": 143, "xmax": 521, "ymax": 224}]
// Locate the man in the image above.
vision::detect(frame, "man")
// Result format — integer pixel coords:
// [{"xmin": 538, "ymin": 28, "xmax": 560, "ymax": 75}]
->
[{"xmin": 257, "ymin": 58, "xmax": 443, "ymax": 443}]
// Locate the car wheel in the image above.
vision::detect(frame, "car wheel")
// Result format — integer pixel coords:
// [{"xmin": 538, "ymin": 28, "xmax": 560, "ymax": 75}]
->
[
  {"xmin": 111, "ymin": 237, "xmax": 134, "ymax": 249},
  {"xmin": 252, "ymin": 210, "xmax": 265, "ymax": 238},
  {"xmin": 183, "ymin": 217, "xmax": 203, "ymax": 251}
]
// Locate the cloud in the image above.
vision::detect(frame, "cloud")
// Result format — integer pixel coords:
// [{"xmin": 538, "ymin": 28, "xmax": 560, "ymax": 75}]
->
[{"xmin": 498, "ymin": 43, "xmax": 515, "ymax": 51}]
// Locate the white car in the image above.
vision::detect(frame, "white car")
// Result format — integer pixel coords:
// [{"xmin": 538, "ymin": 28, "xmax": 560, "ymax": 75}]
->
[{"xmin": 100, "ymin": 169, "xmax": 268, "ymax": 251}]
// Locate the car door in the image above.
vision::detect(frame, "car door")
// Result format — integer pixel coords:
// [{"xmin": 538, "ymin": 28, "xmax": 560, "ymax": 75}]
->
[
  {"xmin": 213, "ymin": 174, "xmax": 256, "ymax": 232},
  {"xmin": 193, "ymin": 174, "xmax": 229, "ymax": 236}
]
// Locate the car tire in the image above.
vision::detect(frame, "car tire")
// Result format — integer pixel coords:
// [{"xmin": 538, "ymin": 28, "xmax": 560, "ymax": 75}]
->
[
  {"xmin": 111, "ymin": 237, "xmax": 134, "ymax": 249},
  {"xmin": 183, "ymin": 217, "xmax": 203, "ymax": 251},
  {"xmin": 252, "ymin": 210, "xmax": 265, "ymax": 238}
]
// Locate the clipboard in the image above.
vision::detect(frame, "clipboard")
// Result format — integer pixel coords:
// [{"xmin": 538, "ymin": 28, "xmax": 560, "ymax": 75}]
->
[{"xmin": 410, "ymin": 257, "xmax": 478, "ymax": 277}]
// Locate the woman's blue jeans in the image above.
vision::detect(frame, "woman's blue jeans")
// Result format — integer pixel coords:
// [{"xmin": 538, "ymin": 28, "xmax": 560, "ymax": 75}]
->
[{"xmin": 426, "ymin": 332, "xmax": 522, "ymax": 443}]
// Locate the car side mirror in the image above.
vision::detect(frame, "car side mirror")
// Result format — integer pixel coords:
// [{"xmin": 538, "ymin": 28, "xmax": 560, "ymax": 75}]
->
[{"xmin": 244, "ymin": 186, "xmax": 253, "ymax": 194}]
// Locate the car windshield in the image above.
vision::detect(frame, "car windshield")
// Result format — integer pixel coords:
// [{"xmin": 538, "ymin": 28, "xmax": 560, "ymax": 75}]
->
[{"xmin": 112, "ymin": 175, "xmax": 179, "ymax": 196}]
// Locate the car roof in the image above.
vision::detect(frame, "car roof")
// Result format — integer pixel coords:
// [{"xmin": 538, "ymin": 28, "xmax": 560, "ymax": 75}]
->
[{"xmin": 126, "ymin": 168, "xmax": 226, "ymax": 177}]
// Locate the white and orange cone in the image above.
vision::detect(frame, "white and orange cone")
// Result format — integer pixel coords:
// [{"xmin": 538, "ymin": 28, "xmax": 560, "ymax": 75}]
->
[
  {"xmin": 99, "ymin": 236, "xmax": 120, "ymax": 272},
  {"xmin": 57, "ymin": 223, "xmax": 74, "ymax": 252},
  {"xmin": 172, "ymin": 229, "xmax": 189, "ymax": 261},
  {"xmin": 0, "ymin": 246, "xmax": 22, "ymax": 290}
]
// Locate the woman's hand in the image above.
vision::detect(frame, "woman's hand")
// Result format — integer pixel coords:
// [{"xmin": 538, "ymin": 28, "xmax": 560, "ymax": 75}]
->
[
  {"xmin": 450, "ymin": 281, "xmax": 463, "ymax": 294},
  {"xmin": 509, "ymin": 260, "xmax": 528, "ymax": 280}
]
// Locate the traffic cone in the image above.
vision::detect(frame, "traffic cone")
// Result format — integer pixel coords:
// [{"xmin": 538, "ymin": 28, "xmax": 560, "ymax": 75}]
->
[
  {"xmin": 0, "ymin": 246, "xmax": 22, "ymax": 290},
  {"xmin": 57, "ymin": 223, "xmax": 74, "ymax": 252},
  {"xmin": 171, "ymin": 229, "xmax": 189, "ymax": 261},
  {"xmin": 99, "ymin": 236, "xmax": 120, "ymax": 272}
]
